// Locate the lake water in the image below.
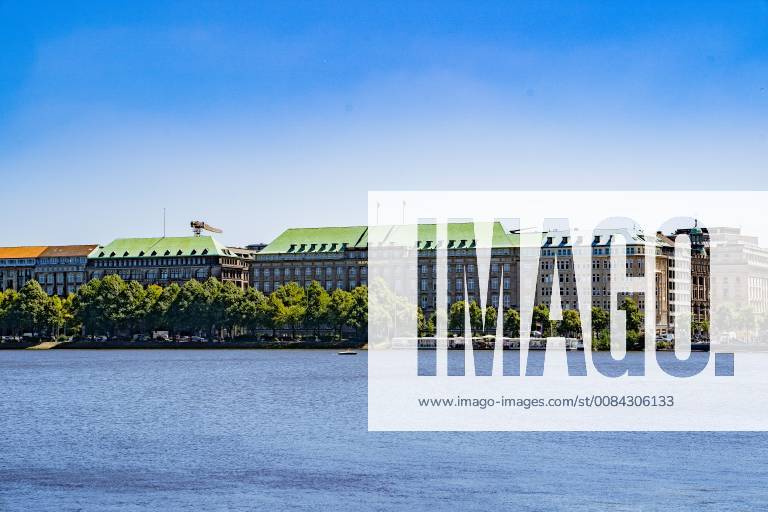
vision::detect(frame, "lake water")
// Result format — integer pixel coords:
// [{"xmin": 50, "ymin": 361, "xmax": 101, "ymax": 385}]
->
[{"xmin": 0, "ymin": 350, "xmax": 766, "ymax": 511}]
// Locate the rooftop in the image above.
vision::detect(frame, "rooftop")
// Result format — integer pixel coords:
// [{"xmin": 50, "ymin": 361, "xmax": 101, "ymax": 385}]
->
[
  {"xmin": 0, "ymin": 246, "xmax": 49, "ymax": 259},
  {"xmin": 40, "ymin": 245, "xmax": 99, "ymax": 258},
  {"xmin": 89, "ymin": 236, "xmax": 234, "ymax": 259},
  {"xmin": 259, "ymin": 222, "xmax": 519, "ymax": 255}
]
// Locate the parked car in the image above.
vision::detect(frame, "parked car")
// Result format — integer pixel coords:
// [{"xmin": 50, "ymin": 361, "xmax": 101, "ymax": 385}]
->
[{"xmin": 190, "ymin": 336, "xmax": 207, "ymax": 342}]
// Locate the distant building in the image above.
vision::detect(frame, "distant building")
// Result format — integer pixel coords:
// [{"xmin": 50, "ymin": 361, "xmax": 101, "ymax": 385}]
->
[
  {"xmin": 709, "ymin": 226, "xmax": 768, "ymax": 317},
  {"xmin": 666, "ymin": 225, "xmax": 710, "ymax": 329},
  {"xmin": 539, "ymin": 229, "xmax": 672, "ymax": 335},
  {"xmin": 251, "ymin": 223, "xmax": 521, "ymax": 314},
  {"xmin": 252, "ymin": 226, "xmax": 370, "ymax": 295},
  {"xmin": 0, "ymin": 246, "xmax": 47, "ymax": 293},
  {"xmin": 87, "ymin": 236, "xmax": 250, "ymax": 289},
  {"xmin": 0, "ymin": 245, "xmax": 96, "ymax": 296},
  {"xmin": 254, "ymin": 223, "xmax": 684, "ymax": 333},
  {"xmin": 36, "ymin": 245, "xmax": 98, "ymax": 296}
]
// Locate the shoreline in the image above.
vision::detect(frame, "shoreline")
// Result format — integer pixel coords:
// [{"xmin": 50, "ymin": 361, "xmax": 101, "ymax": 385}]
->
[{"xmin": 0, "ymin": 340, "xmax": 368, "ymax": 350}]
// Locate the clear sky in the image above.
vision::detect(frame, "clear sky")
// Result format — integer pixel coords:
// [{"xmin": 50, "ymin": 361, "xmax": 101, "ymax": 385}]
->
[{"xmin": 1, "ymin": 1, "xmax": 766, "ymax": 247}]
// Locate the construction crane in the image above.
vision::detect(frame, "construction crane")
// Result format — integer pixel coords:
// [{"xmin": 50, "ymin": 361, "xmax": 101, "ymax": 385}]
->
[{"xmin": 190, "ymin": 220, "xmax": 223, "ymax": 236}]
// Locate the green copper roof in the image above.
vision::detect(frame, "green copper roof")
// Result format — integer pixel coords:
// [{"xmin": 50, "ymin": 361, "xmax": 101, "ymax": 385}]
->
[
  {"xmin": 259, "ymin": 226, "xmax": 368, "ymax": 255},
  {"xmin": 89, "ymin": 236, "xmax": 232, "ymax": 259},
  {"xmin": 386, "ymin": 222, "xmax": 518, "ymax": 249},
  {"xmin": 259, "ymin": 222, "xmax": 518, "ymax": 255}
]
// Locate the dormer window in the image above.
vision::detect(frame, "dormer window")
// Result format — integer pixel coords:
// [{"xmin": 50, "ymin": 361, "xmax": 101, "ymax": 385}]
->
[
  {"xmin": 202, "ymin": 249, "xmax": 208, "ymax": 255},
  {"xmin": 164, "ymin": 250, "xmax": 171, "ymax": 256}
]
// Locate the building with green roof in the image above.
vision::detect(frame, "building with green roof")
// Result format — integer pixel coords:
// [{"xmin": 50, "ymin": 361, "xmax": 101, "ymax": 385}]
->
[
  {"xmin": 88, "ymin": 236, "xmax": 250, "ymax": 289},
  {"xmin": 252, "ymin": 222, "xmax": 521, "ymax": 312}
]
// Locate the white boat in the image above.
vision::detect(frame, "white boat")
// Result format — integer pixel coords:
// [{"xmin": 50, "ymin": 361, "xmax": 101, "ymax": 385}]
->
[{"xmin": 337, "ymin": 350, "xmax": 358, "ymax": 355}]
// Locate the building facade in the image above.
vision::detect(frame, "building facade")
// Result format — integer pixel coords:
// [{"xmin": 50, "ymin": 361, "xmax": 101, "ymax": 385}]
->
[
  {"xmin": 35, "ymin": 245, "xmax": 98, "ymax": 296},
  {"xmin": 88, "ymin": 236, "xmax": 250, "ymax": 289},
  {"xmin": 0, "ymin": 245, "xmax": 96, "ymax": 296},
  {"xmin": 254, "ymin": 223, "xmax": 688, "ymax": 334},
  {"xmin": 0, "ymin": 247, "xmax": 46, "ymax": 293}
]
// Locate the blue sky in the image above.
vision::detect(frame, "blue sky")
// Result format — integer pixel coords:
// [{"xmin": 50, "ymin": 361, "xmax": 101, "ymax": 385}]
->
[{"xmin": 1, "ymin": 1, "xmax": 767, "ymax": 246}]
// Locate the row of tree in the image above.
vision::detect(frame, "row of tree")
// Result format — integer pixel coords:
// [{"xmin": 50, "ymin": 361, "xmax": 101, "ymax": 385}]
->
[
  {"xmin": 417, "ymin": 300, "xmax": 637, "ymax": 343},
  {"xmin": 0, "ymin": 274, "xmax": 648, "ymax": 345},
  {"xmin": 0, "ymin": 276, "xmax": 368, "ymax": 340}
]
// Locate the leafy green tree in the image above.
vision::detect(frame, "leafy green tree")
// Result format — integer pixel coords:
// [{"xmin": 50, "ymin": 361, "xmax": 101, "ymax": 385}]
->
[
  {"xmin": 483, "ymin": 305, "xmax": 497, "ymax": 334},
  {"xmin": 265, "ymin": 292, "xmax": 288, "ymax": 336},
  {"xmin": 305, "ymin": 281, "xmax": 330, "ymax": 336},
  {"xmin": 619, "ymin": 297, "xmax": 643, "ymax": 333},
  {"xmin": 591, "ymin": 306, "xmax": 609, "ymax": 339},
  {"xmin": 417, "ymin": 307, "xmax": 428, "ymax": 337},
  {"xmin": 557, "ymin": 309, "xmax": 582, "ymax": 338},
  {"xmin": 619, "ymin": 297, "xmax": 644, "ymax": 350},
  {"xmin": 42, "ymin": 295, "xmax": 66, "ymax": 338},
  {"xmin": 448, "ymin": 300, "xmax": 484, "ymax": 335},
  {"xmin": 532, "ymin": 304, "xmax": 551, "ymax": 336},
  {"xmin": 237, "ymin": 287, "xmax": 268, "ymax": 334},
  {"xmin": 212, "ymin": 281, "xmax": 245, "ymax": 338},
  {"xmin": 17, "ymin": 280, "xmax": 51, "ymax": 334},
  {"xmin": 122, "ymin": 280, "xmax": 147, "ymax": 334},
  {"xmin": 327, "ymin": 289, "xmax": 354, "ymax": 336},
  {"xmin": 151, "ymin": 283, "xmax": 180, "ymax": 333},
  {"xmin": 170, "ymin": 279, "xmax": 211, "ymax": 336},
  {"xmin": 346, "ymin": 285, "xmax": 368, "ymax": 339},
  {"xmin": 274, "ymin": 282, "xmax": 306, "ymax": 338},
  {"xmin": 448, "ymin": 301, "xmax": 466, "ymax": 332},
  {"xmin": 503, "ymin": 308, "xmax": 520, "ymax": 337},
  {"xmin": 1, "ymin": 289, "xmax": 22, "ymax": 335}
]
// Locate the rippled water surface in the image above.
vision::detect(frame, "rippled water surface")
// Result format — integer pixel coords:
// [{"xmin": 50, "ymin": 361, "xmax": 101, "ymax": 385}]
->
[{"xmin": 0, "ymin": 350, "xmax": 765, "ymax": 511}]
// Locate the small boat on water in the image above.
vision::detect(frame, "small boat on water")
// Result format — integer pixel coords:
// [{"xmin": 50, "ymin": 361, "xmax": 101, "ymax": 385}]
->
[{"xmin": 337, "ymin": 350, "xmax": 358, "ymax": 355}]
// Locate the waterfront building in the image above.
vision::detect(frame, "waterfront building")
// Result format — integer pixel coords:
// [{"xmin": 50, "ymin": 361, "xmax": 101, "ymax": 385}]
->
[
  {"xmin": 252, "ymin": 226, "xmax": 370, "ymax": 295},
  {"xmin": 254, "ymin": 223, "xmax": 678, "ymax": 333},
  {"xmin": 0, "ymin": 246, "xmax": 47, "ymax": 292},
  {"xmin": 535, "ymin": 228, "xmax": 672, "ymax": 335},
  {"xmin": 252, "ymin": 222, "xmax": 522, "ymax": 314},
  {"xmin": 709, "ymin": 226, "xmax": 768, "ymax": 320},
  {"xmin": 87, "ymin": 236, "xmax": 250, "ymax": 289},
  {"xmin": 664, "ymin": 225, "xmax": 710, "ymax": 330},
  {"xmin": 0, "ymin": 245, "xmax": 96, "ymax": 296},
  {"xmin": 35, "ymin": 245, "xmax": 98, "ymax": 296}
]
